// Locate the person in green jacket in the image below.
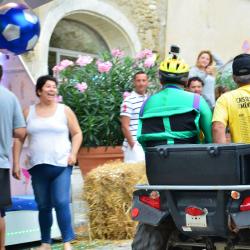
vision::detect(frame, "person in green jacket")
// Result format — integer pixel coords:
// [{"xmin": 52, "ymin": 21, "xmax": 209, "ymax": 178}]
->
[{"xmin": 137, "ymin": 48, "xmax": 212, "ymax": 146}]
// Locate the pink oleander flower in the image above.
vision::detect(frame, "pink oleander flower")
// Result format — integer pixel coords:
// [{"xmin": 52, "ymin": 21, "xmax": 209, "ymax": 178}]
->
[
  {"xmin": 60, "ymin": 59, "xmax": 74, "ymax": 68},
  {"xmin": 55, "ymin": 95, "xmax": 63, "ymax": 103},
  {"xmin": 76, "ymin": 55, "xmax": 93, "ymax": 66},
  {"xmin": 111, "ymin": 49, "xmax": 125, "ymax": 58},
  {"xmin": 144, "ymin": 56, "xmax": 155, "ymax": 68},
  {"xmin": 97, "ymin": 61, "xmax": 112, "ymax": 73},
  {"xmin": 52, "ymin": 59, "xmax": 74, "ymax": 73},
  {"xmin": 136, "ymin": 49, "xmax": 153, "ymax": 59},
  {"xmin": 75, "ymin": 82, "xmax": 88, "ymax": 93},
  {"xmin": 123, "ymin": 91, "xmax": 131, "ymax": 99},
  {"xmin": 52, "ymin": 65, "xmax": 65, "ymax": 73}
]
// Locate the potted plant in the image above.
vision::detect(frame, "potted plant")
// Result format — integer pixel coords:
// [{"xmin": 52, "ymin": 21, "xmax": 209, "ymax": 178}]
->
[{"xmin": 53, "ymin": 49, "xmax": 159, "ymax": 175}]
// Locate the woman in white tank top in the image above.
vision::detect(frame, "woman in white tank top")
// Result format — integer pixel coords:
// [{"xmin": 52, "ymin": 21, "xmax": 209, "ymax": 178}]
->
[{"xmin": 13, "ymin": 75, "xmax": 82, "ymax": 250}]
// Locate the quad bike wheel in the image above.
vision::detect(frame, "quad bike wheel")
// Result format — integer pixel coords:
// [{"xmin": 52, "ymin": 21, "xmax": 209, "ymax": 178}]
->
[
  {"xmin": 132, "ymin": 219, "xmax": 176, "ymax": 250},
  {"xmin": 132, "ymin": 219, "xmax": 213, "ymax": 250},
  {"xmin": 224, "ymin": 229, "xmax": 250, "ymax": 250}
]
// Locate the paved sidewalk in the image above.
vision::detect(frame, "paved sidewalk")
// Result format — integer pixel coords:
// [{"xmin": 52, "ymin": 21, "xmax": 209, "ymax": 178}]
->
[{"xmin": 6, "ymin": 240, "xmax": 132, "ymax": 250}]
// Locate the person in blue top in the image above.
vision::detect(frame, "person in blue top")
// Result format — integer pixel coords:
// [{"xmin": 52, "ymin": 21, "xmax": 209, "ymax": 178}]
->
[
  {"xmin": 137, "ymin": 46, "xmax": 212, "ymax": 146},
  {"xmin": 0, "ymin": 65, "xmax": 26, "ymax": 250}
]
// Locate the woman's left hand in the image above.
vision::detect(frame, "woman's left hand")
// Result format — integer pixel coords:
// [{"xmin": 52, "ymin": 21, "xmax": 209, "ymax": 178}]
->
[
  {"xmin": 68, "ymin": 153, "xmax": 77, "ymax": 166},
  {"xmin": 12, "ymin": 165, "xmax": 21, "ymax": 180}
]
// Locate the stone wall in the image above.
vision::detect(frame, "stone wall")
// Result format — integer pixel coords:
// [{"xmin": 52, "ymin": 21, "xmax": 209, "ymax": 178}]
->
[
  {"xmin": 105, "ymin": 0, "xmax": 167, "ymax": 56},
  {"xmin": 166, "ymin": 0, "xmax": 250, "ymax": 65},
  {"xmin": 106, "ymin": 0, "xmax": 250, "ymax": 64}
]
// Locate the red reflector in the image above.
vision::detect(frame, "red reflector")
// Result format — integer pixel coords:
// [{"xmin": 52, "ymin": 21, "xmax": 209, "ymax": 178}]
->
[
  {"xmin": 240, "ymin": 197, "xmax": 250, "ymax": 211},
  {"xmin": 139, "ymin": 195, "xmax": 160, "ymax": 209},
  {"xmin": 185, "ymin": 206, "xmax": 204, "ymax": 216},
  {"xmin": 131, "ymin": 208, "xmax": 139, "ymax": 218}
]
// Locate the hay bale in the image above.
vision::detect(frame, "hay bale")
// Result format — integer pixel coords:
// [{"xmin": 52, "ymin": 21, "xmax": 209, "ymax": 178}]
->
[{"xmin": 83, "ymin": 160, "xmax": 147, "ymax": 240}]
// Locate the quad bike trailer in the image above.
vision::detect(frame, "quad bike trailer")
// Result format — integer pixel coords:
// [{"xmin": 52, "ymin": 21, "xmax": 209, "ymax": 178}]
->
[{"xmin": 131, "ymin": 144, "xmax": 250, "ymax": 250}]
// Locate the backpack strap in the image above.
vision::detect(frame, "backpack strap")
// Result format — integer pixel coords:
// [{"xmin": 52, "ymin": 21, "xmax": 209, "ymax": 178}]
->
[
  {"xmin": 139, "ymin": 96, "xmax": 150, "ymax": 117},
  {"xmin": 193, "ymin": 94, "xmax": 200, "ymax": 110}
]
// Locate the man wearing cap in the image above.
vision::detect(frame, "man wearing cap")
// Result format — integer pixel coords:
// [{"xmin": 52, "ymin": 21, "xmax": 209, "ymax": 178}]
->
[{"xmin": 213, "ymin": 54, "xmax": 250, "ymax": 143}]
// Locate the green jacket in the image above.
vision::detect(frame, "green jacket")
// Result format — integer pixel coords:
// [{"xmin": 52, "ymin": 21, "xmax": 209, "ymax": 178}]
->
[{"xmin": 137, "ymin": 85, "xmax": 212, "ymax": 146}]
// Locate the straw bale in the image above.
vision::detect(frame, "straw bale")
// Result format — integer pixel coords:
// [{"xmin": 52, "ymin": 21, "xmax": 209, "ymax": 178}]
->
[{"xmin": 83, "ymin": 160, "xmax": 147, "ymax": 240}]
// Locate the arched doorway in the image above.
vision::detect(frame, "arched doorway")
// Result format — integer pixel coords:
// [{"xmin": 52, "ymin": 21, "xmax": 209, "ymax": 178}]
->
[
  {"xmin": 21, "ymin": 0, "xmax": 142, "ymax": 81},
  {"xmin": 48, "ymin": 17, "xmax": 109, "ymax": 74}
]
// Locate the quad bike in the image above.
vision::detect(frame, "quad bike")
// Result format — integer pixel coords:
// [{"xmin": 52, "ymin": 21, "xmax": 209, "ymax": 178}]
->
[{"xmin": 131, "ymin": 143, "xmax": 250, "ymax": 250}]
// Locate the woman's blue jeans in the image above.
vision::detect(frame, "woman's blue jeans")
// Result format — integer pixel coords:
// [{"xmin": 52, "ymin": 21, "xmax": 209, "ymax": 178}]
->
[{"xmin": 29, "ymin": 164, "xmax": 75, "ymax": 243}]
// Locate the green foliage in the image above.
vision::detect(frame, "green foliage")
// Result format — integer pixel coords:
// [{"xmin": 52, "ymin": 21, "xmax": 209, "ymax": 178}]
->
[
  {"xmin": 57, "ymin": 50, "xmax": 160, "ymax": 147},
  {"xmin": 216, "ymin": 61, "xmax": 237, "ymax": 90}
]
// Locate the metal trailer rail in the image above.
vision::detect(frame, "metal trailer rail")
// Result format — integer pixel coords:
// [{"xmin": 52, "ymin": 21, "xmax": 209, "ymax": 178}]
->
[{"xmin": 135, "ymin": 184, "xmax": 250, "ymax": 191}]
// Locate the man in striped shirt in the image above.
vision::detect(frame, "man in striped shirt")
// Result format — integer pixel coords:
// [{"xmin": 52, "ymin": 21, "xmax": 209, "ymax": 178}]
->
[{"xmin": 120, "ymin": 71, "xmax": 148, "ymax": 163}]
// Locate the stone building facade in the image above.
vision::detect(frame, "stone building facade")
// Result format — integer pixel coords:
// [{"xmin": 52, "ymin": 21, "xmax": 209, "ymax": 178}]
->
[
  {"xmin": 2, "ymin": 0, "xmax": 250, "ymax": 87},
  {"xmin": 104, "ymin": 0, "xmax": 167, "ymax": 54},
  {"xmin": 20, "ymin": 0, "xmax": 167, "ymax": 80}
]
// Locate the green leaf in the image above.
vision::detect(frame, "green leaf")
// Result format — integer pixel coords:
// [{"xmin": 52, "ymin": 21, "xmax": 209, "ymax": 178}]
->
[{"xmin": 57, "ymin": 50, "xmax": 160, "ymax": 147}]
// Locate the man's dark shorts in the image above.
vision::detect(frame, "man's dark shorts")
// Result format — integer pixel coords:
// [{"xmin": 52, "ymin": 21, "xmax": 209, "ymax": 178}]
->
[
  {"xmin": 0, "ymin": 209, "xmax": 5, "ymax": 217},
  {"xmin": 0, "ymin": 168, "xmax": 11, "ymax": 216}
]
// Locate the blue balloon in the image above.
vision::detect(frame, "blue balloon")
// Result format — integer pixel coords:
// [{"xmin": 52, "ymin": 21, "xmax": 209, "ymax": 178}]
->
[{"xmin": 0, "ymin": 3, "xmax": 40, "ymax": 55}]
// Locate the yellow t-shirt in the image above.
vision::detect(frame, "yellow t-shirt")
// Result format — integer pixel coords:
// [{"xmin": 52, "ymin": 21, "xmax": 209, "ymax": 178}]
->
[{"xmin": 212, "ymin": 85, "xmax": 250, "ymax": 143}]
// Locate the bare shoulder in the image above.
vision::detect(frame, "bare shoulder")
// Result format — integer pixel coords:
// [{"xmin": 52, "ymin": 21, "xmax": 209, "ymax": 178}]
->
[
  {"xmin": 63, "ymin": 104, "xmax": 73, "ymax": 114},
  {"xmin": 63, "ymin": 104, "xmax": 76, "ymax": 119}
]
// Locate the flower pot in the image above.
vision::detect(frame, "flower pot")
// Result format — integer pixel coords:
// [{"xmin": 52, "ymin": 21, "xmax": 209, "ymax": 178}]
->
[{"xmin": 77, "ymin": 146, "xmax": 123, "ymax": 177}]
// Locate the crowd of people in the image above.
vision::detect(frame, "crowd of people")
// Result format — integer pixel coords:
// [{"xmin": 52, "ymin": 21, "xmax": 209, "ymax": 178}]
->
[
  {"xmin": 1, "ymin": 48, "xmax": 250, "ymax": 250},
  {"xmin": 120, "ymin": 49, "xmax": 250, "ymax": 163}
]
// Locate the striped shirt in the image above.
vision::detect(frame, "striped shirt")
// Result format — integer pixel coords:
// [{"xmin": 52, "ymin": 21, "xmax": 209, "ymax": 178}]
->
[{"xmin": 120, "ymin": 91, "xmax": 148, "ymax": 148}]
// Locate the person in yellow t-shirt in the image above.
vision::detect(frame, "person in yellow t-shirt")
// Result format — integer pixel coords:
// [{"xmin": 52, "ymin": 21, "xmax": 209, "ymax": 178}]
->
[{"xmin": 213, "ymin": 54, "xmax": 250, "ymax": 143}]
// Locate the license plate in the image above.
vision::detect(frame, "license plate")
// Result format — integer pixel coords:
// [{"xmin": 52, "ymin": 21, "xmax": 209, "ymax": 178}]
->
[{"xmin": 186, "ymin": 214, "xmax": 207, "ymax": 227}]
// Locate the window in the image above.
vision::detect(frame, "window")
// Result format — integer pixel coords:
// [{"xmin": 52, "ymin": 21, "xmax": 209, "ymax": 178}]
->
[{"xmin": 48, "ymin": 18, "xmax": 109, "ymax": 74}]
